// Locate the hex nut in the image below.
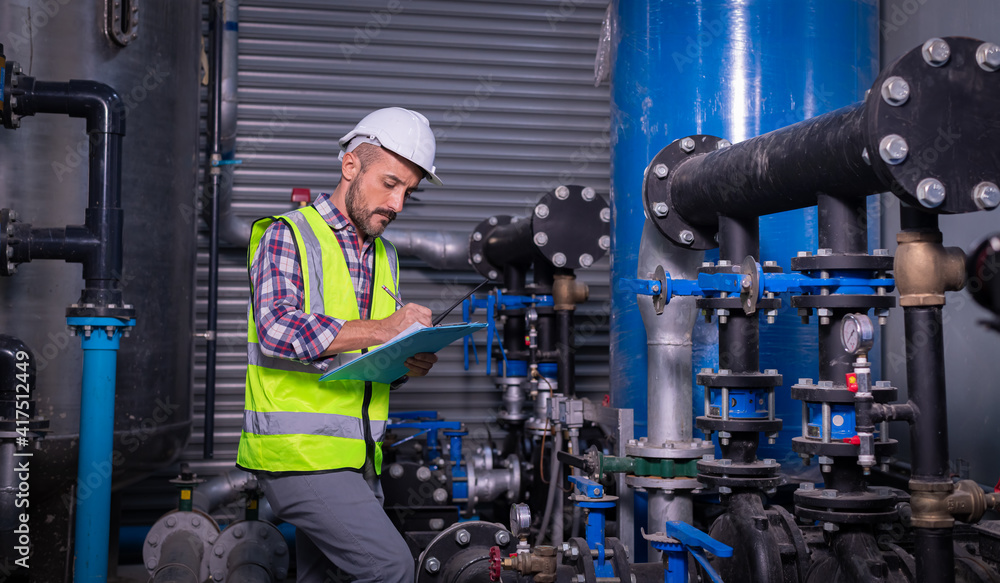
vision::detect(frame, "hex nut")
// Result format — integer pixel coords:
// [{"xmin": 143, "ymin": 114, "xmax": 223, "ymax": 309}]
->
[
  {"xmin": 389, "ymin": 463, "xmax": 404, "ymax": 479},
  {"xmin": 579, "ymin": 253, "xmax": 594, "ymax": 268},
  {"xmin": 878, "ymin": 134, "xmax": 909, "ymax": 165},
  {"xmin": 581, "ymin": 187, "xmax": 596, "ymax": 201},
  {"xmin": 977, "ymin": 43, "xmax": 1000, "ymax": 72},
  {"xmin": 652, "ymin": 202, "xmax": 669, "ymax": 217},
  {"xmin": 973, "ymin": 181, "xmax": 1000, "ymax": 210},
  {"xmin": 535, "ymin": 204, "xmax": 550, "ymax": 219},
  {"xmin": 679, "ymin": 230, "xmax": 694, "ymax": 244},
  {"xmin": 922, "ymin": 38, "xmax": 951, "ymax": 67},
  {"xmin": 552, "ymin": 252, "xmax": 567, "ymax": 267},
  {"xmin": 472, "ymin": 253, "xmax": 483, "ymax": 264},
  {"xmin": 425, "ymin": 557, "xmax": 441, "ymax": 574},
  {"xmin": 534, "ymin": 232, "xmax": 549, "ymax": 246},
  {"xmin": 455, "ymin": 529, "xmax": 471, "ymax": 546},
  {"xmin": 488, "ymin": 216, "xmax": 498, "ymax": 226},
  {"xmin": 880, "ymin": 76, "xmax": 910, "ymax": 106},
  {"xmin": 653, "ymin": 164, "xmax": 669, "ymax": 178},
  {"xmin": 916, "ymin": 178, "xmax": 946, "ymax": 208},
  {"xmin": 495, "ymin": 531, "xmax": 511, "ymax": 546},
  {"xmin": 599, "ymin": 235, "xmax": 610, "ymax": 250},
  {"xmin": 680, "ymin": 137, "xmax": 696, "ymax": 153},
  {"xmin": 716, "ymin": 138, "xmax": 732, "ymax": 150},
  {"xmin": 472, "ymin": 231, "xmax": 483, "ymax": 242},
  {"xmin": 555, "ymin": 185, "xmax": 570, "ymax": 199},
  {"xmin": 600, "ymin": 207, "xmax": 611, "ymax": 223}
]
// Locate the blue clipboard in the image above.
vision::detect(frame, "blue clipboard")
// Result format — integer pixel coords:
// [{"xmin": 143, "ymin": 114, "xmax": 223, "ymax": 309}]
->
[{"xmin": 319, "ymin": 322, "xmax": 486, "ymax": 384}]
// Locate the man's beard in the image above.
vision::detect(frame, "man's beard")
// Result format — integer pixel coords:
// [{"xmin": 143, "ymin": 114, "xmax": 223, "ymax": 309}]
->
[{"xmin": 345, "ymin": 176, "xmax": 397, "ymax": 238}]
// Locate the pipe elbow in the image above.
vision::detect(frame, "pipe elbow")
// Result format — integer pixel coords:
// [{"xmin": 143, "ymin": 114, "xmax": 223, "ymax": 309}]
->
[{"xmin": 66, "ymin": 80, "xmax": 126, "ymax": 135}]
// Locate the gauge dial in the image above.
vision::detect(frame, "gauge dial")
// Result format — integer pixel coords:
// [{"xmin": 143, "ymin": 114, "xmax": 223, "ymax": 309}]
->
[
  {"xmin": 841, "ymin": 313, "xmax": 875, "ymax": 355},
  {"xmin": 509, "ymin": 503, "xmax": 531, "ymax": 538}
]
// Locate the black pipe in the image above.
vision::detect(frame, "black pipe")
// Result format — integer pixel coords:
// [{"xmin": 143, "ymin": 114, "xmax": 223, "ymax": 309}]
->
[
  {"xmin": 8, "ymin": 77, "xmax": 126, "ymax": 304},
  {"xmin": 203, "ymin": 0, "xmax": 226, "ymax": 459},
  {"xmin": 817, "ymin": 193, "xmax": 867, "ymax": 255},
  {"xmin": 904, "ymin": 307, "xmax": 949, "ymax": 481},
  {"xmin": 483, "ymin": 219, "xmax": 535, "ymax": 268},
  {"xmin": 718, "ymin": 216, "xmax": 759, "ymax": 374},
  {"xmin": 556, "ymin": 310, "xmax": 575, "ymax": 397},
  {"xmin": 914, "ymin": 528, "xmax": 954, "ymax": 583},
  {"xmin": 905, "ymin": 305, "xmax": 953, "ymax": 583},
  {"xmin": 816, "ymin": 195, "xmax": 870, "ymax": 384},
  {"xmin": 671, "ymin": 104, "xmax": 880, "ymax": 226}
]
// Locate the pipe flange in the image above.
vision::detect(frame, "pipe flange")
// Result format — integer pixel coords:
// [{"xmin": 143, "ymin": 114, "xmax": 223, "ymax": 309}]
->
[
  {"xmin": 794, "ymin": 506, "xmax": 900, "ymax": 525},
  {"xmin": 143, "ymin": 510, "xmax": 220, "ymax": 579},
  {"xmin": 208, "ymin": 519, "xmax": 289, "ymax": 582},
  {"xmin": 790, "ymin": 253, "xmax": 895, "ymax": 272},
  {"xmin": 643, "ymin": 135, "xmax": 728, "ymax": 249},
  {"xmin": 416, "ymin": 521, "xmax": 513, "ymax": 583},
  {"xmin": 532, "ymin": 185, "xmax": 610, "ymax": 270},
  {"xmin": 794, "ymin": 485, "xmax": 902, "ymax": 512},
  {"xmin": 625, "ymin": 438, "xmax": 714, "ymax": 459},
  {"xmin": 791, "ymin": 382, "xmax": 898, "ymax": 404},
  {"xmin": 697, "ymin": 371, "xmax": 783, "ymax": 388},
  {"xmin": 696, "ymin": 296, "xmax": 782, "ymax": 311},
  {"xmin": 469, "ymin": 215, "xmax": 512, "ymax": 281},
  {"xmin": 865, "ymin": 36, "xmax": 1000, "ymax": 214},
  {"xmin": 624, "ymin": 475, "xmax": 702, "ymax": 491},
  {"xmin": 697, "ymin": 416, "xmax": 784, "ymax": 433},
  {"xmin": 791, "ymin": 294, "xmax": 897, "ymax": 310},
  {"xmin": 790, "ymin": 436, "xmax": 898, "ymax": 457}
]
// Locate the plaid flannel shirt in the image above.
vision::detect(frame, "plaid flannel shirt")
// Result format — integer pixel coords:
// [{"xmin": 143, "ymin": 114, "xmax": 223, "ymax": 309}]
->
[{"xmin": 250, "ymin": 192, "xmax": 379, "ymax": 371}]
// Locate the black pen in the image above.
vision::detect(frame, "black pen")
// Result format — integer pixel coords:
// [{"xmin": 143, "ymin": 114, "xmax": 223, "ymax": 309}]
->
[{"xmin": 381, "ymin": 285, "xmax": 404, "ymax": 309}]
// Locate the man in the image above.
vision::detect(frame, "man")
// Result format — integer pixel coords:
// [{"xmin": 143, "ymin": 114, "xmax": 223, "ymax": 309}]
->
[{"xmin": 237, "ymin": 107, "xmax": 443, "ymax": 582}]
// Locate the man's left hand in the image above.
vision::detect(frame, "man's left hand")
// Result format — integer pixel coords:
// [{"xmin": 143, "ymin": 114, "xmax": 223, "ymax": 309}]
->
[{"xmin": 404, "ymin": 352, "xmax": 438, "ymax": 377}]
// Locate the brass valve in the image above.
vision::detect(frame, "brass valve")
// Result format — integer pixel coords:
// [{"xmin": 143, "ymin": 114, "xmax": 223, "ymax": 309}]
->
[{"xmin": 894, "ymin": 230, "xmax": 966, "ymax": 306}]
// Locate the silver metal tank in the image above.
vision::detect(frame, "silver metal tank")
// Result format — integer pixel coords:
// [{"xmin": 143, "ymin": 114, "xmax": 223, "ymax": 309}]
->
[{"xmin": 0, "ymin": 0, "xmax": 198, "ymax": 576}]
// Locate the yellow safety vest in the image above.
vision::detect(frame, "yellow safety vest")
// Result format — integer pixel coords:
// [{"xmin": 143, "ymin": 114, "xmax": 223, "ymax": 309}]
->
[{"xmin": 237, "ymin": 205, "xmax": 399, "ymax": 474}]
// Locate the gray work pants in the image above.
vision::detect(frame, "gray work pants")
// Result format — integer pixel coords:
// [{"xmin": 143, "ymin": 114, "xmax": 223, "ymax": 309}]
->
[{"xmin": 260, "ymin": 469, "xmax": 414, "ymax": 583}]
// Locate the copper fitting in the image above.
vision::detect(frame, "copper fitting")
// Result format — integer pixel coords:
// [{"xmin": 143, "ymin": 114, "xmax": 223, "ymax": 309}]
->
[
  {"xmin": 894, "ymin": 230, "xmax": 966, "ymax": 306},
  {"xmin": 502, "ymin": 545, "xmax": 557, "ymax": 583},
  {"xmin": 553, "ymin": 273, "xmax": 589, "ymax": 311},
  {"xmin": 909, "ymin": 479, "xmax": 955, "ymax": 528},
  {"xmin": 946, "ymin": 480, "xmax": 1000, "ymax": 524}
]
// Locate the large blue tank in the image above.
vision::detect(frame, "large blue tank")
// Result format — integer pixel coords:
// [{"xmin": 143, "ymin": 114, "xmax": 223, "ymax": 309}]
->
[{"xmin": 610, "ymin": 0, "xmax": 879, "ymax": 464}]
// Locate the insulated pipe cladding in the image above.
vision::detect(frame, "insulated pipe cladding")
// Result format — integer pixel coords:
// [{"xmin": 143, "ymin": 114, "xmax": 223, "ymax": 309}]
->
[
  {"xmin": 636, "ymin": 220, "xmax": 713, "ymax": 559},
  {"xmin": 643, "ymin": 36, "xmax": 1000, "ymax": 249}
]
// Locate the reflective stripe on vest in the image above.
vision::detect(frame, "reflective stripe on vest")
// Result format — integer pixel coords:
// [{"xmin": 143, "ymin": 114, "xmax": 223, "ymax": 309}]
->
[{"xmin": 238, "ymin": 205, "xmax": 399, "ymax": 474}]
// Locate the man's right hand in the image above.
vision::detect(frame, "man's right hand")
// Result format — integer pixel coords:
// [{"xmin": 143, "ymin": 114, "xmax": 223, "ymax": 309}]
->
[
  {"xmin": 320, "ymin": 302, "xmax": 433, "ymax": 356},
  {"xmin": 377, "ymin": 303, "xmax": 432, "ymax": 342}
]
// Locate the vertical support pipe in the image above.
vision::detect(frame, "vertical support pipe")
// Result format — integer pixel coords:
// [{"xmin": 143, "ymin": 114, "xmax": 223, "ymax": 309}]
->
[
  {"xmin": 906, "ymin": 306, "xmax": 954, "ymax": 583},
  {"xmin": 70, "ymin": 319, "xmax": 130, "ymax": 583},
  {"xmin": 203, "ymin": 0, "xmax": 225, "ymax": 459}
]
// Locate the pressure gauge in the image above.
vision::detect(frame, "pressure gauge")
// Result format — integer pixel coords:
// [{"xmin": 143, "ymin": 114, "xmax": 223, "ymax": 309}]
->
[
  {"xmin": 841, "ymin": 313, "xmax": 875, "ymax": 355},
  {"xmin": 509, "ymin": 503, "xmax": 531, "ymax": 538}
]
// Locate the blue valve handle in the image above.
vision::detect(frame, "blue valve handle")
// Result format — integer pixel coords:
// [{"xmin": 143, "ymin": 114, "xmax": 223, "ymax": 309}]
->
[
  {"xmin": 568, "ymin": 475, "xmax": 604, "ymax": 498},
  {"xmin": 618, "ymin": 277, "xmax": 661, "ymax": 296},
  {"xmin": 664, "ymin": 521, "xmax": 733, "ymax": 558},
  {"xmin": 648, "ymin": 522, "xmax": 733, "ymax": 583}
]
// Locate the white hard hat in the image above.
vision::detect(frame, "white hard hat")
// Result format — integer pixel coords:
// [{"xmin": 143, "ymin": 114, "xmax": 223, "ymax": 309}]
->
[{"xmin": 338, "ymin": 107, "xmax": 443, "ymax": 185}]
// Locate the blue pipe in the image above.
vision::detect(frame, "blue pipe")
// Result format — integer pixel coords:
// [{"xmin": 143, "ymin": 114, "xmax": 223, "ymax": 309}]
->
[{"xmin": 68, "ymin": 316, "xmax": 133, "ymax": 583}]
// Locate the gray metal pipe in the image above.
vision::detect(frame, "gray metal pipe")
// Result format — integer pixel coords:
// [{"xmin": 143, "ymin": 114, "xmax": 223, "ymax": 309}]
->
[
  {"xmin": 205, "ymin": 0, "xmax": 254, "ymax": 247},
  {"xmin": 227, "ymin": 541, "xmax": 273, "ymax": 583},
  {"xmin": 193, "ymin": 469, "xmax": 276, "ymax": 523},
  {"xmin": 151, "ymin": 530, "xmax": 204, "ymax": 583},
  {"xmin": 637, "ymin": 220, "xmax": 704, "ymax": 558},
  {"xmin": 384, "ymin": 227, "xmax": 471, "ymax": 271}
]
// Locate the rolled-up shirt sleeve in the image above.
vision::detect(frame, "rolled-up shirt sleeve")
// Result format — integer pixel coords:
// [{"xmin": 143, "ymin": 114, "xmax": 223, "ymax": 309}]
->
[{"xmin": 250, "ymin": 221, "xmax": 344, "ymax": 363}]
